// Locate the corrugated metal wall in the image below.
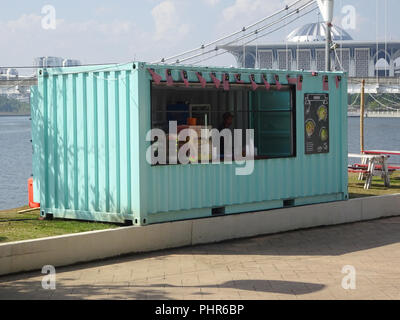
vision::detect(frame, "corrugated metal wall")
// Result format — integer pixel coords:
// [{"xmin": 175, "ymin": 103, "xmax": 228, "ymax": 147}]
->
[
  {"xmin": 34, "ymin": 67, "xmax": 137, "ymax": 222},
  {"xmin": 141, "ymin": 69, "xmax": 348, "ymax": 216},
  {"xmin": 32, "ymin": 62, "xmax": 348, "ymax": 224}
]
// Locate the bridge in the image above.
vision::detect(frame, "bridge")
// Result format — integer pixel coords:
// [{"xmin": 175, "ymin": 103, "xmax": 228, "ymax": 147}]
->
[
  {"xmin": 348, "ymin": 110, "xmax": 400, "ymax": 118},
  {"xmin": 0, "ymin": 77, "xmax": 37, "ymax": 87},
  {"xmin": 348, "ymin": 78, "xmax": 400, "ymax": 94}
]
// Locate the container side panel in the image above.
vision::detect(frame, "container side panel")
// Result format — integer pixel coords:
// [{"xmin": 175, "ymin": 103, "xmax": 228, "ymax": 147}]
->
[
  {"xmin": 38, "ymin": 66, "xmax": 137, "ymax": 221},
  {"xmin": 31, "ymin": 85, "xmax": 41, "ymax": 204}
]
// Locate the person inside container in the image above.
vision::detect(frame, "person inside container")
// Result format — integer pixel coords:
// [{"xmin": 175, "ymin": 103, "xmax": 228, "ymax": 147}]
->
[{"xmin": 218, "ymin": 112, "xmax": 234, "ymax": 160}]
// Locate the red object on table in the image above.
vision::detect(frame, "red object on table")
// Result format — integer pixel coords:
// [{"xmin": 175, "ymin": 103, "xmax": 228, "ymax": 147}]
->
[
  {"xmin": 348, "ymin": 169, "xmax": 369, "ymax": 174},
  {"xmin": 187, "ymin": 118, "xmax": 197, "ymax": 126},
  {"xmin": 28, "ymin": 178, "xmax": 40, "ymax": 208}
]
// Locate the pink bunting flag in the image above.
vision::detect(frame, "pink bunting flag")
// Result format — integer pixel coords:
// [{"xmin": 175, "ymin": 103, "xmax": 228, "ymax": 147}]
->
[
  {"xmin": 223, "ymin": 73, "xmax": 230, "ymax": 91},
  {"xmin": 196, "ymin": 72, "xmax": 207, "ymax": 88},
  {"xmin": 166, "ymin": 69, "xmax": 174, "ymax": 86},
  {"xmin": 210, "ymin": 72, "xmax": 221, "ymax": 89},
  {"xmin": 323, "ymin": 76, "xmax": 329, "ymax": 91},
  {"xmin": 234, "ymin": 74, "xmax": 244, "ymax": 84},
  {"xmin": 180, "ymin": 70, "xmax": 189, "ymax": 87},
  {"xmin": 297, "ymin": 75, "xmax": 303, "ymax": 91},
  {"xmin": 147, "ymin": 68, "xmax": 162, "ymax": 85},
  {"xmin": 274, "ymin": 75, "xmax": 282, "ymax": 90},
  {"xmin": 286, "ymin": 75, "xmax": 297, "ymax": 85},
  {"xmin": 249, "ymin": 74, "xmax": 258, "ymax": 91},
  {"xmin": 261, "ymin": 74, "xmax": 270, "ymax": 90}
]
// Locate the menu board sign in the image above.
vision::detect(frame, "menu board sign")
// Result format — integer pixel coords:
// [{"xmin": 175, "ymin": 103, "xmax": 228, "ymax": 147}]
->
[{"xmin": 304, "ymin": 93, "xmax": 329, "ymax": 155}]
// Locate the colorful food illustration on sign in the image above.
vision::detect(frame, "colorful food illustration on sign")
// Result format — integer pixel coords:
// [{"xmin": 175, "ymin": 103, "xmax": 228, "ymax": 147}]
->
[
  {"xmin": 320, "ymin": 127, "xmax": 328, "ymax": 142},
  {"xmin": 305, "ymin": 119, "xmax": 316, "ymax": 137},
  {"xmin": 317, "ymin": 105, "xmax": 328, "ymax": 121}
]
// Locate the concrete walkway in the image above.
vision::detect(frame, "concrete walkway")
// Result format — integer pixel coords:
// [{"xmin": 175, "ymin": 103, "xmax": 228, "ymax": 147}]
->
[{"xmin": 1, "ymin": 216, "xmax": 400, "ymax": 300}]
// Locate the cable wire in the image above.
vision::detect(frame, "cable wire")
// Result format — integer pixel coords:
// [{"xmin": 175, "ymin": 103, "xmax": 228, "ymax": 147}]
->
[
  {"xmin": 188, "ymin": 4, "xmax": 318, "ymax": 66},
  {"xmin": 177, "ymin": 1, "xmax": 317, "ymax": 65},
  {"xmin": 153, "ymin": 0, "xmax": 309, "ymax": 64},
  {"xmin": 159, "ymin": 0, "xmax": 315, "ymax": 64}
]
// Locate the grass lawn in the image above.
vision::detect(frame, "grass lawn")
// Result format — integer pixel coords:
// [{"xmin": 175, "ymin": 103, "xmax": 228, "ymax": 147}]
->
[
  {"xmin": 0, "ymin": 206, "xmax": 120, "ymax": 243},
  {"xmin": 1, "ymin": 172, "xmax": 399, "ymax": 244},
  {"xmin": 348, "ymin": 171, "xmax": 400, "ymax": 199}
]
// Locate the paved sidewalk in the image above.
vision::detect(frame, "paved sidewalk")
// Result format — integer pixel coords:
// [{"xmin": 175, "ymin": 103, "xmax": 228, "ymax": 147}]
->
[{"xmin": 1, "ymin": 216, "xmax": 400, "ymax": 300}]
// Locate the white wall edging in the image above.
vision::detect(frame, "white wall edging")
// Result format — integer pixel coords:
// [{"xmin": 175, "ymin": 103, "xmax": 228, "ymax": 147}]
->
[{"xmin": 0, "ymin": 194, "xmax": 399, "ymax": 276}]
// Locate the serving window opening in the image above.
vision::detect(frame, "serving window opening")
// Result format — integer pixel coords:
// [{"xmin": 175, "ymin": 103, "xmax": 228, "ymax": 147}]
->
[{"xmin": 150, "ymin": 82, "xmax": 296, "ymax": 165}]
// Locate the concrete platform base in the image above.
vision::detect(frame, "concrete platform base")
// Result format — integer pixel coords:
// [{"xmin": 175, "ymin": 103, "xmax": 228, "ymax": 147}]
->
[{"xmin": 1, "ymin": 194, "xmax": 399, "ymax": 276}]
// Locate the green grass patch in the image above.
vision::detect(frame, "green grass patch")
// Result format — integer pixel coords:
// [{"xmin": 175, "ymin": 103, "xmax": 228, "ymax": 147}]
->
[
  {"xmin": 0, "ymin": 206, "xmax": 120, "ymax": 243},
  {"xmin": 348, "ymin": 171, "xmax": 400, "ymax": 199},
  {"xmin": 1, "ymin": 172, "xmax": 400, "ymax": 244}
]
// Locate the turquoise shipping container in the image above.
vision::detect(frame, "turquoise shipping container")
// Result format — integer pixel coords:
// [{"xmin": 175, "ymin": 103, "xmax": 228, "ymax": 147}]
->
[{"xmin": 31, "ymin": 62, "xmax": 348, "ymax": 225}]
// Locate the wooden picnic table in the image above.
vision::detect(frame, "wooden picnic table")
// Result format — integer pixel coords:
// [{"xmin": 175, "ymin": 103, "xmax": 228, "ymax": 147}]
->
[{"xmin": 348, "ymin": 153, "xmax": 391, "ymax": 189}]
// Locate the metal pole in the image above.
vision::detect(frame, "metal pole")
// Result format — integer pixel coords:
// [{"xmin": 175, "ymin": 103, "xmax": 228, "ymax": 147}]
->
[
  {"xmin": 326, "ymin": 22, "xmax": 332, "ymax": 71},
  {"xmin": 360, "ymin": 79, "xmax": 366, "ymax": 153}
]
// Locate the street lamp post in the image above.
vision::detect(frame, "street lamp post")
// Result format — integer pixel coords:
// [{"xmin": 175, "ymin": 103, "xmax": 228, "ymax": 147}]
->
[
  {"xmin": 326, "ymin": 22, "xmax": 332, "ymax": 71},
  {"xmin": 317, "ymin": 0, "xmax": 334, "ymax": 71}
]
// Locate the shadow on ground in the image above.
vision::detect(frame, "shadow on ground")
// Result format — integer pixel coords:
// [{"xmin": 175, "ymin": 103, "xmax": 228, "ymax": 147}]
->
[{"xmin": 0, "ymin": 279, "xmax": 325, "ymax": 300}]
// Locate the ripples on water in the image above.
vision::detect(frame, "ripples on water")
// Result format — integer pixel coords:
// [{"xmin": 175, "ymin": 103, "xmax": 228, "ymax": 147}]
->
[{"xmin": 0, "ymin": 116, "xmax": 399, "ymax": 210}]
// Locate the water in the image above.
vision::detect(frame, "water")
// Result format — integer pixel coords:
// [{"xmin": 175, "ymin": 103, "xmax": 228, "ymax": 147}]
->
[
  {"xmin": 0, "ymin": 116, "xmax": 399, "ymax": 210},
  {"xmin": 348, "ymin": 117, "xmax": 400, "ymax": 165},
  {"xmin": 0, "ymin": 116, "xmax": 32, "ymax": 210}
]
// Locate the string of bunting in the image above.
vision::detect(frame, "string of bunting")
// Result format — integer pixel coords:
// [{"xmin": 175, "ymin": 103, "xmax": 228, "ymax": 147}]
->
[{"xmin": 147, "ymin": 68, "xmax": 339, "ymax": 92}]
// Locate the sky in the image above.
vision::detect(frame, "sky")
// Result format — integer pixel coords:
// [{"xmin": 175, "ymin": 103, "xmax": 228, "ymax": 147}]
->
[{"xmin": 0, "ymin": 0, "xmax": 399, "ymax": 69}]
